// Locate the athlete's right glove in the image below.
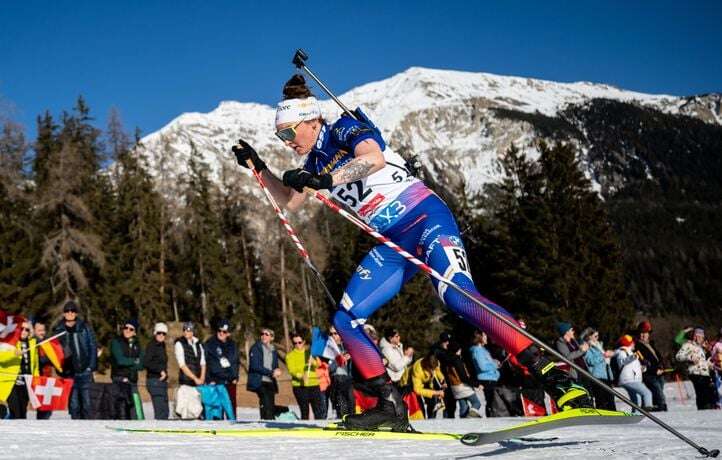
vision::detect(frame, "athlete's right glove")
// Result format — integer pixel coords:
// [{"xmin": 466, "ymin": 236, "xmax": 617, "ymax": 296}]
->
[{"xmin": 231, "ymin": 139, "xmax": 266, "ymax": 172}]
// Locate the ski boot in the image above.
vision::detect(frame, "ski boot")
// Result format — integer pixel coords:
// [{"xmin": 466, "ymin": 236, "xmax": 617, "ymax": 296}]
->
[
  {"xmin": 517, "ymin": 344, "xmax": 594, "ymax": 411},
  {"xmin": 340, "ymin": 375, "xmax": 411, "ymax": 432}
]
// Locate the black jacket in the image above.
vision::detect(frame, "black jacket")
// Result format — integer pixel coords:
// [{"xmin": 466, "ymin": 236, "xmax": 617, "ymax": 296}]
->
[
  {"xmin": 636, "ymin": 340, "xmax": 663, "ymax": 376},
  {"xmin": 53, "ymin": 319, "xmax": 98, "ymax": 377},
  {"xmin": 143, "ymin": 340, "xmax": 168, "ymax": 379},
  {"xmin": 204, "ymin": 336, "xmax": 239, "ymax": 384}
]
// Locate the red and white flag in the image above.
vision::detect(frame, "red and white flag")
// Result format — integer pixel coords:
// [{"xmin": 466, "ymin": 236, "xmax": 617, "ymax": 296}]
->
[
  {"xmin": 25, "ymin": 375, "xmax": 74, "ymax": 411},
  {"xmin": 0, "ymin": 310, "xmax": 24, "ymax": 349}
]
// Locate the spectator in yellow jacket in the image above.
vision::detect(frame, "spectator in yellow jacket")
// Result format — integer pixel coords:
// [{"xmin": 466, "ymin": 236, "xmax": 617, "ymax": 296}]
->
[
  {"xmin": 0, "ymin": 320, "xmax": 39, "ymax": 418},
  {"xmin": 286, "ymin": 332, "xmax": 326, "ymax": 420},
  {"xmin": 410, "ymin": 352, "xmax": 446, "ymax": 419}
]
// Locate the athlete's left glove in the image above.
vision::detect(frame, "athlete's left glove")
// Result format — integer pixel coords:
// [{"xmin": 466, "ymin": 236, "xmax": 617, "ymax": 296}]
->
[{"xmin": 282, "ymin": 168, "xmax": 333, "ymax": 193}]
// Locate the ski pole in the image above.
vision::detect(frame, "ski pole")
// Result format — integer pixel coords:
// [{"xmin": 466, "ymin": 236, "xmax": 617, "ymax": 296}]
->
[
  {"xmin": 305, "ymin": 187, "xmax": 719, "ymax": 457},
  {"xmin": 242, "ymin": 158, "xmax": 337, "ymax": 308},
  {"xmin": 292, "ymin": 49, "xmax": 358, "ymax": 121}
]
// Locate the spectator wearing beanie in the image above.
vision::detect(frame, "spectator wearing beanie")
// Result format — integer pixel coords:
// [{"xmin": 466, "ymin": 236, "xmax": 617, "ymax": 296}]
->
[
  {"xmin": 615, "ymin": 334, "xmax": 654, "ymax": 411},
  {"xmin": 53, "ymin": 300, "xmax": 98, "ymax": 419},
  {"xmin": 109, "ymin": 319, "xmax": 144, "ymax": 420},
  {"xmin": 555, "ymin": 322, "xmax": 589, "ymax": 381},
  {"xmin": 205, "ymin": 319, "xmax": 239, "ymax": 419},
  {"xmin": 143, "ymin": 322, "xmax": 169, "ymax": 420},
  {"xmin": 676, "ymin": 327, "xmax": 717, "ymax": 410},
  {"xmin": 635, "ymin": 321, "xmax": 667, "ymax": 411}
]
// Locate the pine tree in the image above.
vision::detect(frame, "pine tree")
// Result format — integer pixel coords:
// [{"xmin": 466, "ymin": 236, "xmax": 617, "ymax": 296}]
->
[{"xmin": 34, "ymin": 98, "xmax": 105, "ymax": 315}]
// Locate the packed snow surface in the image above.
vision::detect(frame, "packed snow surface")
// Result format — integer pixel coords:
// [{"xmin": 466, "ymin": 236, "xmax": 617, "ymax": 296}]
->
[{"xmin": 1, "ymin": 383, "xmax": 720, "ymax": 459}]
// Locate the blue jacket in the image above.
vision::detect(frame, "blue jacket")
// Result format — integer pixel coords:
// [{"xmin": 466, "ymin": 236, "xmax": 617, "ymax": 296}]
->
[
  {"xmin": 53, "ymin": 319, "xmax": 98, "ymax": 376},
  {"xmin": 470, "ymin": 344, "xmax": 500, "ymax": 382},
  {"xmin": 246, "ymin": 340, "xmax": 278, "ymax": 392},
  {"xmin": 204, "ymin": 336, "xmax": 239, "ymax": 384},
  {"xmin": 584, "ymin": 343, "xmax": 612, "ymax": 381}
]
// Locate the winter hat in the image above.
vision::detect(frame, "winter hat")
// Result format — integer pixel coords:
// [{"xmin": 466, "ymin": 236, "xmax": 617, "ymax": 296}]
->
[
  {"xmin": 153, "ymin": 322, "xmax": 168, "ymax": 334},
  {"xmin": 275, "ymin": 97, "xmax": 321, "ymax": 126},
  {"xmin": 618, "ymin": 334, "xmax": 634, "ymax": 347},
  {"xmin": 63, "ymin": 300, "xmax": 79, "ymax": 312},
  {"xmin": 637, "ymin": 321, "xmax": 653, "ymax": 334},
  {"xmin": 556, "ymin": 322, "xmax": 573, "ymax": 336},
  {"xmin": 124, "ymin": 319, "xmax": 139, "ymax": 330},
  {"xmin": 216, "ymin": 318, "xmax": 230, "ymax": 332},
  {"xmin": 182, "ymin": 321, "xmax": 195, "ymax": 332},
  {"xmin": 693, "ymin": 327, "xmax": 705, "ymax": 337},
  {"xmin": 439, "ymin": 332, "xmax": 452, "ymax": 343}
]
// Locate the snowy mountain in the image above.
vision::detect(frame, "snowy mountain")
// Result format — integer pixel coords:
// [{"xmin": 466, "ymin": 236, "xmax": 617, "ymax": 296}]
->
[{"xmin": 139, "ymin": 67, "xmax": 722, "ymax": 196}]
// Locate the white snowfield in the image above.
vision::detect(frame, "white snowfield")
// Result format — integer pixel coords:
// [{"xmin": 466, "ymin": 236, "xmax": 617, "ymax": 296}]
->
[{"xmin": 1, "ymin": 382, "xmax": 720, "ymax": 459}]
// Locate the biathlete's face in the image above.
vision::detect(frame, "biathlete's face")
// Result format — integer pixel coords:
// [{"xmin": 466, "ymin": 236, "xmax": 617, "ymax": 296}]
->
[{"xmin": 275, "ymin": 119, "xmax": 319, "ymax": 156}]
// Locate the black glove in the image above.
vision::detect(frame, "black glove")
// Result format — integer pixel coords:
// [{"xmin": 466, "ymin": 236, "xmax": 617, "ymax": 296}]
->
[
  {"xmin": 231, "ymin": 139, "xmax": 266, "ymax": 172},
  {"xmin": 282, "ymin": 169, "xmax": 333, "ymax": 193}
]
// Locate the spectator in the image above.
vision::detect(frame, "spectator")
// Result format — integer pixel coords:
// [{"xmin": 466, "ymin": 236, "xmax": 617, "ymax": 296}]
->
[
  {"xmin": 676, "ymin": 327, "xmax": 717, "ymax": 410},
  {"xmin": 5, "ymin": 320, "xmax": 38, "ymax": 418},
  {"xmin": 555, "ymin": 322, "xmax": 589, "ymax": 381},
  {"xmin": 143, "ymin": 322, "xmax": 169, "ymax": 420},
  {"xmin": 328, "ymin": 326, "xmax": 354, "ymax": 418},
  {"xmin": 580, "ymin": 327, "xmax": 616, "ymax": 411},
  {"xmin": 635, "ymin": 321, "xmax": 667, "ymax": 411},
  {"xmin": 53, "ymin": 300, "xmax": 97, "ymax": 419},
  {"xmin": 286, "ymin": 331, "xmax": 325, "ymax": 420},
  {"xmin": 316, "ymin": 358, "xmax": 331, "ymax": 418},
  {"xmin": 109, "ymin": 319, "xmax": 144, "ymax": 420},
  {"xmin": 615, "ymin": 335, "xmax": 654, "ymax": 411},
  {"xmin": 247, "ymin": 328, "xmax": 281, "ymax": 420},
  {"xmin": 205, "ymin": 318, "xmax": 239, "ymax": 420},
  {"xmin": 411, "ymin": 352, "xmax": 446, "ymax": 419},
  {"xmin": 469, "ymin": 330, "xmax": 501, "ymax": 417},
  {"xmin": 444, "ymin": 341, "xmax": 482, "ymax": 418},
  {"xmin": 431, "ymin": 332, "xmax": 456, "ymax": 418},
  {"xmin": 379, "ymin": 328, "xmax": 413, "ymax": 386},
  {"xmin": 33, "ymin": 319, "xmax": 53, "ymax": 420},
  {"xmin": 174, "ymin": 322, "xmax": 206, "ymax": 419}
]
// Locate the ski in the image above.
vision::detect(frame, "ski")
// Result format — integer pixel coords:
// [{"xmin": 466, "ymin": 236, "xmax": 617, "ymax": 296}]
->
[
  {"xmin": 109, "ymin": 425, "xmax": 462, "ymax": 441},
  {"xmin": 460, "ymin": 407, "xmax": 643, "ymax": 446}
]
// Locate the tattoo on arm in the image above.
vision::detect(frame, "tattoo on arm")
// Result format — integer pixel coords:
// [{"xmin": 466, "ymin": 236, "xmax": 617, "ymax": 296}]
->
[{"xmin": 332, "ymin": 158, "xmax": 374, "ymax": 184}]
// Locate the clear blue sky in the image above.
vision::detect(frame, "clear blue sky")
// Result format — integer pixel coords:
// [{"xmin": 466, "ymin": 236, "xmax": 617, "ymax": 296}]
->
[{"xmin": 2, "ymin": 0, "xmax": 721, "ymax": 141}]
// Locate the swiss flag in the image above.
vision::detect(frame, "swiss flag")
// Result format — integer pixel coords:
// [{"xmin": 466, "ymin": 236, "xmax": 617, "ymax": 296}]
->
[
  {"xmin": 0, "ymin": 310, "xmax": 24, "ymax": 348},
  {"xmin": 521, "ymin": 393, "xmax": 548, "ymax": 416},
  {"xmin": 25, "ymin": 375, "xmax": 74, "ymax": 411}
]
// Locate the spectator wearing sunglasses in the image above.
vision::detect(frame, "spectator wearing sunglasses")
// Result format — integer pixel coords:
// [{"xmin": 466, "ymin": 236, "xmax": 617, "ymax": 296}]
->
[
  {"xmin": 286, "ymin": 331, "xmax": 325, "ymax": 420},
  {"xmin": 247, "ymin": 328, "xmax": 281, "ymax": 419},
  {"xmin": 109, "ymin": 319, "xmax": 144, "ymax": 420},
  {"xmin": 204, "ymin": 318, "xmax": 239, "ymax": 419},
  {"xmin": 2, "ymin": 320, "xmax": 39, "ymax": 418},
  {"xmin": 53, "ymin": 299, "xmax": 97, "ymax": 419},
  {"xmin": 143, "ymin": 322, "xmax": 170, "ymax": 420}
]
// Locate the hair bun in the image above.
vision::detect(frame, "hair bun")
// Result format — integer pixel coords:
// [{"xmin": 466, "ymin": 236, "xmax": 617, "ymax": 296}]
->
[{"xmin": 282, "ymin": 74, "xmax": 314, "ymax": 100}]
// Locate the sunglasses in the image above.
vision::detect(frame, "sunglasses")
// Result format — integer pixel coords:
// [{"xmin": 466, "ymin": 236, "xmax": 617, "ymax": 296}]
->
[
  {"xmin": 275, "ymin": 119, "xmax": 304, "ymax": 142},
  {"xmin": 124, "ymin": 326, "xmax": 136, "ymax": 332},
  {"xmin": 65, "ymin": 310, "xmax": 78, "ymax": 314},
  {"xmin": 261, "ymin": 332, "xmax": 272, "ymax": 336},
  {"xmin": 218, "ymin": 330, "xmax": 229, "ymax": 334},
  {"xmin": 155, "ymin": 332, "xmax": 167, "ymax": 336},
  {"xmin": 293, "ymin": 340, "xmax": 304, "ymax": 345}
]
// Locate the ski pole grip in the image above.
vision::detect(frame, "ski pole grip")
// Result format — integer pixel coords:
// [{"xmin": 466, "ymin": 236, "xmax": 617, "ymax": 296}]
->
[{"xmin": 293, "ymin": 49, "xmax": 308, "ymax": 68}]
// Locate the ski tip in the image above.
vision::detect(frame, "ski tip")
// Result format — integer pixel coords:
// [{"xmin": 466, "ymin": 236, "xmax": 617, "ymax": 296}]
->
[{"xmin": 460, "ymin": 433, "xmax": 481, "ymax": 446}]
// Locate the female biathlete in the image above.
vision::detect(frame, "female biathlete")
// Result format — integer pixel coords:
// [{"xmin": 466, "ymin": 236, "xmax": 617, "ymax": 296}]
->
[{"xmin": 232, "ymin": 75, "xmax": 592, "ymax": 431}]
